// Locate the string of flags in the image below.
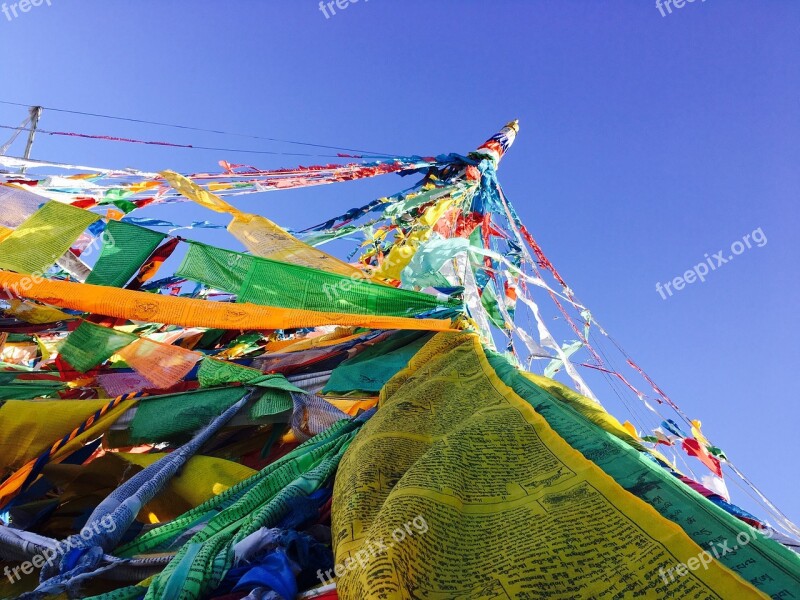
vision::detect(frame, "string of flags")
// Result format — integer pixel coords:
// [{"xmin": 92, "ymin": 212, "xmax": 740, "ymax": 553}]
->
[{"xmin": 0, "ymin": 120, "xmax": 797, "ymax": 598}]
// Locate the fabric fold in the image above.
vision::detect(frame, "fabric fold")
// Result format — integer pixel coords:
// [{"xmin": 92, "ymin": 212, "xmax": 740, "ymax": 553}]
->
[
  {"xmin": 0, "ymin": 270, "xmax": 455, "ymax": 332},
  {"xmin": 85, "ymin": 220, "xmax": 167, "ymax": 288},
  {"xmin": 0, "ymin": 201, "xmax": 100, "ymax": 275}
]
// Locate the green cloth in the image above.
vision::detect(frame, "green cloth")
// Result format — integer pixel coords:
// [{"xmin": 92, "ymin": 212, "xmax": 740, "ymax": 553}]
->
[
  {"xmin": 85, "ymin": 585, "xmax": 147, "ymax": 600},
  {"xmin": 175, "ymin": 241, "xmax": 254, "ymax": 294},
  {"xmin": 177, "ymin": 241, "xmax": 460, "ymax": 317},
  {"xmin": 116, "ymin": 419, "xmax": 364, "ymax": 558},
  {"xmin": 129, "ymin": 387, "xmax": 251, "ymax": 443},
  {"xmin": 5, "ymin": 333, "xmax": 41, "ymax": 343},
  {"xmin": 58, "ymin": 321, "xmax": 137, "ymax": 373},
  {"xmin": 0, "ymin": 381, "xmax": 65, "ymax": 401},
  {"xmin": 138, "ymin": 417, "xmax": 361, "ymax": 600},
  {"xmin": 197, "ymin": 358, "xmax": 260, "ymax": 387},
  {"xmin": 195, "ymin": 329, "xmax": 226, "ymax": 349},
  {"xmin": 543, "ymin": 340, "xmax": 583, "ymax": 379},
  {"xmin": 250, "ymin": 390, "xmax": 293, "ymax": 418},
  {"xmin": 485, "ymin": 349, "xmax": 800, "ymax": 599},
  {"xmin": 0, "ymin": 201, "xmax": 100, "ymax": 274},
  {"xmin": 85, "ymin": 220, "xmax": 166, "ymax": 287},
  {"xmin": 239, "ymin": 253, "xmax": 457, "ymax": 316},
  {"xmin": 197, "ymin": 358, "xmax": 300, "ymax": 420},
  {"xmin": 480, "ymin": 280, "xmax": 507, "ymax": 330},
  {"xmin": 223, "ymin": 331, "xmax": 264, "ymax": 355},
  {"xmin": 323, "ymin": 330, "xmax": 434, "ymax": 393},
  {"xmin": 197, "ymin": 357, "xmax": 303, "ymax": 392},
  {"xmin": 111, "ymin": 199, "xmax": 138, "ymax": 214}
]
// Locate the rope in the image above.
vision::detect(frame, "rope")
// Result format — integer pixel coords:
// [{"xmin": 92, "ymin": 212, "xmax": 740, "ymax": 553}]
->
[
  {"xmin": 18, "ymin": 391, "xmax": 148, "ymax": 493},
  {"xmin": 0, "ymin": 99, "xmax": 397, "ymax": 156},
  {"xmin": 0, "ymin": 124, "xmax": 371, "ymax": 159}
]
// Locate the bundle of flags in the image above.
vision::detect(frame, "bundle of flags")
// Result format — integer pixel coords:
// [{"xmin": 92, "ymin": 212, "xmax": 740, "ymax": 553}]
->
[{"xmin": 0, "ymin": 122, "xmax": 797, "ymax": 599}]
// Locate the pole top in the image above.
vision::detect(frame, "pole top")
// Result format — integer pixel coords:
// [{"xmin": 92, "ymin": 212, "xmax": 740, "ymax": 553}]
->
[{"xmin": 471, "ymin": 120, "xmax": 520, "ymax": 166}]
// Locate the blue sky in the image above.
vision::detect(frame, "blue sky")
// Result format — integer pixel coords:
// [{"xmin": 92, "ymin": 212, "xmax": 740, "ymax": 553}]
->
[{"xmin": 1, "ymin": 2, "xmax": 798, "ymax": 523}]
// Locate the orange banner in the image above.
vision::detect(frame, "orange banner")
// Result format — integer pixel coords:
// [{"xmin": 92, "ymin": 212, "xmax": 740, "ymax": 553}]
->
[{"xmin": 0, "ymin": 271, "xmax": 454, "ymax": 332}]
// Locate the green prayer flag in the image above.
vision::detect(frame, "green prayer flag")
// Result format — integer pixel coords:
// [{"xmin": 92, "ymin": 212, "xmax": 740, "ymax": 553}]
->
[
  {"xmin": 197, "ymin": 358, "xmax": 302, "ymax": 421},
  {"xmin": 323, "ymin": 330, "xmax": 433, "ymax": 393},
  {"xmin": 400, "ymin": 237, "xmax": 468, "ymax": 289},
  {"xmin": 85, "ymin": 221, "xmax": 166, "ymax": 287},
  {"xmin": 198, "ymin": 357, "xmax": 303, "ymax": 392},
  {"xmin": 116, "ymin": 417, "xmax": 361, "ymax": 560},
  {"xmin": 58, "ymin": 321, "xmax": 137, "ymax": 372},
  {"xmin": 111, "ymin": 199, "xmax": 138, "ymax": 214},
  {"xmin": 239, "ymin": 253, "xmax": 458, "ymax": 316},
  {"xmin": 0, "ymin": 381, "xmax": 65, "ymax": 401},
  {"xmin": 480, "ymin": 280, "xmax": 507, "ymax": 330},
  {"xmin": 175, "ymin": 240, "xmax": 460, "ymax": 317},
  {"xmin": 103, "ymin": 188, "xmax": 133, "ymax": 202},
  {"xmin": 0, "ymin": 201, "xmax": 99, "ymax": 274},
  {"xmin": 250, "ymin": 390, "xmax": 293, "ymax": 418},
  {"xmin": 129, "ymin": 386, "xmax": 250, "ymax": 443},
  {"xmin": 138, "ymin": 418, "xmax": 362, "ymax": 599},
  {"xmin": 175, "ymin": 241, "xmax": 254, "ymax": 294}
]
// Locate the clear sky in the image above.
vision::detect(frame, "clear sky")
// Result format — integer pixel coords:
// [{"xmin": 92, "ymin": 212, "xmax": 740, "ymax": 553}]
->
[{"xmin": 1, "ymin": 2, "xmax": 798, "ymax": 523}]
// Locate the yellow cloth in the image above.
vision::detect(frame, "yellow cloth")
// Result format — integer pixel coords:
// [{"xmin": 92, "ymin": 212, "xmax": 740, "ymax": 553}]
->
[
  {"xmin": 159, "ymin": 170, "xmax": 237, "ymax": 213},
  {"xmin": 0, "ymin": 398, "xmax": 136, "ymax": 507},
  {"xmin": 34, "ymin": 335, "xmax": 54, "ymax": 362},
  {"xmin": 266, "ymin": 328, "xmax": 363, "ymax": 354},
  {"xmin": 118, "ymin": 453, "xmax": 257, "ymax": 522},
  {"xmin": 0, "ymin": 270, "xmax": 454, "ymax": 332},
  {"xmin": 326, "ymin": 397, "xmax": 379, "ymax": 416},
  {"xmin": 4, "ymin": 299, "xmax": 75, "ymax": 324},
  {"xmin": 160, "ymin": 170, "xmax": 363, "ymax": 278},
  {"xmin": 691, "ymin": 419, "xmax": 712, "ymax": 448},
  {"xmin": 0, "ymin": 200, "xmax": 99, "ymax": 274},
  {"xmin": 0, "ymin": 399, "xmax": 113, "ymax": 474},
  {"xmin": 332, "ymin": 332, "xmax": 763, "ymax": 599},
  {"xmin": 374, "ymin": 197, "xmax": 456, "ymax": 280}
]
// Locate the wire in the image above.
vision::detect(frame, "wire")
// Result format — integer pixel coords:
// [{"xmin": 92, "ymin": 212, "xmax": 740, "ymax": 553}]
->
[
  {"xmin": 0, "ymin": 124, "xmax": 393, "ymax": 159},
  {"xmin": 0, "ymin": 100, "xmax": 397, "ymax": 157}
]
